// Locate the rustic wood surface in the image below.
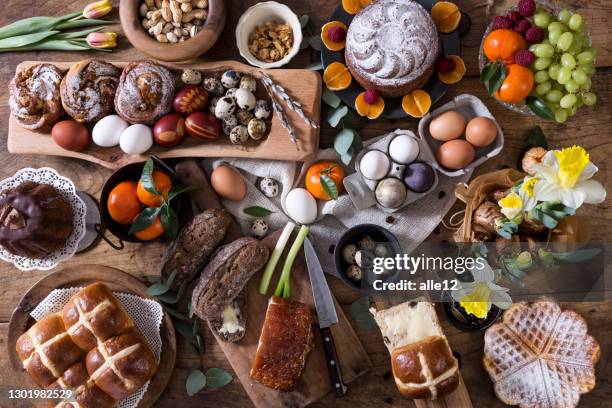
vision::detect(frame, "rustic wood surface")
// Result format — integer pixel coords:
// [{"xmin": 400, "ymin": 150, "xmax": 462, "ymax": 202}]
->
[{"xmin": 0, "ymin": 1, "xmax": 610, "ymax": 408}]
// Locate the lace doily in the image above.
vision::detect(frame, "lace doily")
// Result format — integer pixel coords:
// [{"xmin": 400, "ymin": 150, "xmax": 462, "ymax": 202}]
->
[
  {"xmin": 31, "ymin": 287, "xmax": 164, "ymax": 408},
  {"xmin": 0, "ymin": 167, "xmax": 87, "ymax": 271}
]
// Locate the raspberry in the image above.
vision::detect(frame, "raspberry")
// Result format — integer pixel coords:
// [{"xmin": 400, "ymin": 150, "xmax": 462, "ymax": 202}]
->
[
  {"xmin": 518, "ymin": 0, "xmax": 536, "ymax": 17},
  {"xmin": 525, "ymin": 26, "xmax": 545, "ymax": 43},
  {"xmin": 514, "ymin": 19, "xmax": 531, "ymax": 34},
  {"xmin": 437, "ymin": 57, "xmax": 456, "ymax": 74},
  {"xmin": 515, "ymin": 50, "xmax": 535, "ymax": 66},
  {"xmin": 492, "ymin": 16, "xmax": 513, "ymax": 30},
  {"xmin": 327, "ymin": 26, "xmax": 346, "ymax": 42},
  {"xmin": 506, "ymin": 11, "xmax": 522, "ymax": 23},
  {"xmin": 364, "ymin": 90, "xmax": 380, "ymax": 105}
]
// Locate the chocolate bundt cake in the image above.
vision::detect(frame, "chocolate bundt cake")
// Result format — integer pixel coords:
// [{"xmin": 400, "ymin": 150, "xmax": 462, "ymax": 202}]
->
[
  {"xmin": 0, "ymin": 181, "xmax": 74, "ymax": 259},
  {"xmin": 345, "ymin": 0, "xmax": 441, "ymax": 97}
]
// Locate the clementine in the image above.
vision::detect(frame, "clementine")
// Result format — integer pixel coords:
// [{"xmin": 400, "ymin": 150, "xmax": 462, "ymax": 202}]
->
[
  {"xmin": 134, "ymin": 216, "xmax": 165, "ymax": 241},
  {"xmin": 495, "ymin": 64, "xmax": 534, "ymax": 104},
  {"xmin": 137, "ymin": 170, "xmax": 173, "ymax": 207},
  {"xmin": 305, "ymin": 161, "xmax": 345, "ymax": 201},
  {"xmin": 107, "ymin": 181, "xmax": 141, "ymax": 225},
  {"xmin": 483, "ymin": 29, "xmax": 526, "ymax": 65}
]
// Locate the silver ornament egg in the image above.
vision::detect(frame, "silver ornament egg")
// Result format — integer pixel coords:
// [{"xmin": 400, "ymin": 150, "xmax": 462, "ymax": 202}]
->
[{"xmin": 375, "ymin": 178, "xmax": 407, "ymax": 209}]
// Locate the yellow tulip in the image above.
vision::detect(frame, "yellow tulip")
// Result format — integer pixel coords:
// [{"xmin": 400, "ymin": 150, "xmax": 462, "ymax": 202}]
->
[
  {"xmin": 83, "ymin": 0, "xmax": 112, "ymax": 19},
  {"xmin": 86, "ymin": 32, "xmax": 117, "ymax": 49}
]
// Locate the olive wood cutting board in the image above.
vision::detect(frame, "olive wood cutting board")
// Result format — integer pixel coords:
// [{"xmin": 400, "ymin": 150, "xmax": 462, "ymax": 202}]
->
[
  {"xmin": 7, "ymin": 265, "xmax": 176, "ymax": 408},
  {"xmin": 7, "ymin": 60, "xmax": 321, "ymax": 170},
  {"xmin": 176, "ymin": 159, "xmax": 372, "ymax": 408}
]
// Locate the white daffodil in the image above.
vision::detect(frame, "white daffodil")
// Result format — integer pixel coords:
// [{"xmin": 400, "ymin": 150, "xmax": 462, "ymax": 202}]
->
[
  {"xmin": 451, "ymin": 259, "xmax": 512, "ymax": 319},
  {"xmin": 497, "ymin": 177, "xmax": 537, "ymax": 221},
  {"xmin": 531, "ymin": 146, "xmax": 607, "ymax": 209}
]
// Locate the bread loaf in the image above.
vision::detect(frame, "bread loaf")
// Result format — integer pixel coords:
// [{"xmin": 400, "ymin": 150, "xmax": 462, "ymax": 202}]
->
[
  {"xmin": 47, "ymin": 361, "xmax": 115, "ymax": 408},
  {"xmin": 370, "ymin": 300, "xmax": 459, "ymax": 400},
  {"xmin": 61, "ymin": 282, "xmax": 135, "ymax": 351},
  {"xmin": 16, "ymin": 313, "xmax": 83, "ymax": 387},
  {"xmin": 160, "ymin": 208, "xmax": 232, "ymax": 290}
]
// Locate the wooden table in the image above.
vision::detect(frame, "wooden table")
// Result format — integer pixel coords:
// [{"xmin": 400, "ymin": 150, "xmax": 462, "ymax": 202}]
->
[{"xmin": 0, "ymin": 1, "xmax": 610, "ymax": 407}]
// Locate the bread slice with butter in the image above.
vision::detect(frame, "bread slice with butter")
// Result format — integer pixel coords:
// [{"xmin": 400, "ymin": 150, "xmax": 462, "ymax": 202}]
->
[{"xmin": 209, "ymin": 290, "xmax": 247, "ymax": 343}]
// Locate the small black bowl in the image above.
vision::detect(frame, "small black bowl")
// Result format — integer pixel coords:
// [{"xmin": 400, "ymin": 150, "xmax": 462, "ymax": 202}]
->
[
  {"xmin": 333, "ymin": 224, "xmax": 402, "ymax": 291},
  {"xmin": 441, "ymin": 290, "xmax": 502, "ymax": 331},
  {"xmin": 99, "ymin": 156, "xmax": 184, "ymax": 244}
]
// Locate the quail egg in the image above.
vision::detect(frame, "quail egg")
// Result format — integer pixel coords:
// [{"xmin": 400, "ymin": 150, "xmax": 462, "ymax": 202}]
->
[
  {"xmin": 229, "ymin": 125, "xmax": 249, "ymax": 145},
  {"xmin": 214, "ymin": 96, "xmax": 236, "ymax": 119},
  {"xmin": 248, "ymin": 118, "xmax": 266, "ymax": 140},
  {"xmin": 259, "ymin": 177, "xmax": 279, "ymax": 198},
  {"xmin": 221, "ymin": 70, "xmax": 241, "ymax": 88},
  {"xmin": 346, "ymin": 265, "xmax": 363, "ymax": 281},
  {"xmin": 225, "ymin": 88, "xmax": 238, "ymax": 99},
  {"xmin": 375, "ymin": 178, "xmax": 407, "ymax": 209},
  {"xmin": 181, "ymin": 69, "xmax": 202, "ymax": 85},
  {"xmin": 202, "ymin": 77, "xmax": 224, "ymax": 96},
  {"xmin": 239, "ymin": 75, "xmax": 257, "ymax": 92},
  {"xmin": 254, "ymin": 99, "xmax": 271, "ymax": 119},
  {"xmin": 235, "ymin": 88, "xmax": 256, "ymax": 111},
  {"xmin": 236, "ymin": 109, "xmax": 254, "ymax": 126},
  {"xmin": 250, "ymin": 219, "xmax": 269, "ymax": 238},
  {"xmin": 354, "ymin": 250, "xmax": 374, "ymax": 268},
  {"xmin": 209, "ymin": 96, "xmax": 220, "ymax": 115},
  {"xmin": 221, "ymin": 115, "xmax": 238, "ymax": 136},
  {"xmin": 342, "ymin": 244, "xmax": 357, "ymax": 264},
  {"xmin": 358, "ymin": 235, "xmax": 376, "ymax": 252}
]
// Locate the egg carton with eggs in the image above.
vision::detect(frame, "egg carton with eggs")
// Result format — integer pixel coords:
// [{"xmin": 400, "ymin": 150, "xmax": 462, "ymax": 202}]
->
[
  {"xmin": 344, "ymin": 129, "xmax": 439, "ymax": 213},
  {"xmin": 418, "ymin": 94, "xmax": 504, "ymax": 177}
]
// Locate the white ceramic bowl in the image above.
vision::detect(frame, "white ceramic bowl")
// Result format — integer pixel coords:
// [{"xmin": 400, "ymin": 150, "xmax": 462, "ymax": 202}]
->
[{"xmin": 235, "ymin": 1, "xmax": 303, "ymax": 69}]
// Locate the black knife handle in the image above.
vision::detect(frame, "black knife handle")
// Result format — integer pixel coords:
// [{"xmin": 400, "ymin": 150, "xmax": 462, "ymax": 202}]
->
[{"xmin": 320, "ymin": 326, "xmax": 347, "ymax": 397}]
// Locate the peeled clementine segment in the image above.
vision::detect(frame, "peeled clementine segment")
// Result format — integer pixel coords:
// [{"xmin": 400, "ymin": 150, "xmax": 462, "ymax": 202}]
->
[
  {"xmin": 323, "ymin": 62, "xmax": 352, "ymax": 91},
  {"xmin": 342, "ymin": 0, "xmax": 373, "ymax": 15},
  {"xmin": 431, "ymin": 1, "xmax": 461, "ymax": 33},
  {"xmin": 321, "ymin": 21, "xmax": 348, "ymax": 51},
  {"xmin": 355, "ymin": 92, "xmax": 385, "ymax": 120},
  {"xmin": 438, "ymin": 55, "xmax": 466, "ymax": 84},
  {"xmin": 402, "ymin": 90, "xmax": 432, "ymax": 118}
]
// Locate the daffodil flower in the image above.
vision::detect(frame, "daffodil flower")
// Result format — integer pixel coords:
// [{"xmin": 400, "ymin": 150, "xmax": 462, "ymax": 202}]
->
[
  {"xmin": 86, "ymin": 32, "xmax": 117, "ymax": 49},
  {"xmin": 532, "ymin": 146, "xmax": 606, "ymax": 209},
  {"xmin": 498, "ymin": 177, "xmax": 537, "ymax": 222},
  {"xmin": 452, "ymin": 259, "xmax": 512, "ymax": 319},
  {"xmin": 83, "ymin": 0, "xmax": 112, "ymax": 19}
]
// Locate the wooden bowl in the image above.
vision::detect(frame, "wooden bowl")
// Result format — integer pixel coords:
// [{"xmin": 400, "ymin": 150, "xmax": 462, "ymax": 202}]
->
[{"xmin": 120, "ymin": 0, "xmax": 227, "ymax": 62}]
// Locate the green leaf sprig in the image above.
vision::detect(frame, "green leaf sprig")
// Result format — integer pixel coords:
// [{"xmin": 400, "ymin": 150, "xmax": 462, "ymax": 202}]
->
[
  {"xmin": 348, "ymin": 297, "xmax": 377, "ymax": 331},
  {"xmin": 528, "ymin": 201, "xmax": 576, "ymax": 229},
  {"xmin": 299, "ymin": 15, "xmax": 321, "ymax": 52},
  {"xmin": 243, "ymin": 206, "xmax": 274, "ymax": 217},
  {"xmin": 129, "ymin": 158, "xmax": 198, "ymax": 240}
]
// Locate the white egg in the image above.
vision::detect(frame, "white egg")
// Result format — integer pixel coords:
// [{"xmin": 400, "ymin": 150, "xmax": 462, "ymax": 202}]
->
[
  {"xmin": 285, "ymin": 188, "xmax": 317, "ymax": 224},
  {"xmin": 92, "ymin": 115, "xmax": 128, "ymax": 147},
  {"xmin": 119, "ymin": 124, "xmax": 153, "ymax": 155},
  {"xmin": 360, "ymin": 150, "xmax": 390, "ymax": 180},
  {"xmin": 389, "ymin": 135, "xmax": 420, "ymax": 164}
]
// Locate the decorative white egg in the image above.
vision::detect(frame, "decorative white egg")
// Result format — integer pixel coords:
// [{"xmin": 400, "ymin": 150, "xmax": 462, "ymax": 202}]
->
[
  {"xmin": 360, "ymin": 150, "xmax": 390, "ymax": 180},
  {"xmin": 235, "ymin": 88, "xmax": 256, "ymax": 111},
  {"xmin": 119, "ymin": 124, "xmax": 153, "ymax": 155},
  {"xmin": 285, "ymin": 188, "xmax": 317, "ymax": 224},
  {"xmin": 92, "ymin": 115, "xmax": 128, "ymax": 147},
  {"xmin": 389, "ymin": 134, "xmax": 420, "ymax": 164}
]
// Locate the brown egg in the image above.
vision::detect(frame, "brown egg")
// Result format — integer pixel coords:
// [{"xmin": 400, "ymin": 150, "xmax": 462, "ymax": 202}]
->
[
  {"xmin": 210, "ymin": 165, "xmax": 246, "ymax": 201},
  {"xmin": 429, "ymin": 111, "xmax": 466, "ymax": 141},
  {"xmin": 51, "ymin": 120, "xmax": 89, "ymax": 151},
  {"xmin": 466, "ymin": 116, "xmax": 497, "ymax": 147},
  {"xmin": 437, "ymin": 139, "xmax": 475, "ymax": 170}
]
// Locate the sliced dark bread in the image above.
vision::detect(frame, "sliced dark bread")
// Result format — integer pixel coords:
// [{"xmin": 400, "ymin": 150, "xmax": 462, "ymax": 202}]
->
[
  {"xmin": 191, "ymin": 237, "xmax": 269, "ymax": 321},
  {"xmin": 209, "ymin": 290, "xmax": 247, "ymax": 342},
  {"xmin": 160, "ymin": 208, "xmax": 231, "ymax": 290}
]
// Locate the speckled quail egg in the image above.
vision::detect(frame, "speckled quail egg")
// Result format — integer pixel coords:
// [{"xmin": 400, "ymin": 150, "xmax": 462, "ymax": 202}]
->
[
  {"xmin": 221, "ymin": 115, "xmax": 238, "ymax": 136},
  {"xmin": 259, "ymin": 177, "xmax": 279, "ymax": 198},
  {"xmin": 221, "ymin": 70, "xmax": 241, "ymax": 88},
  {"xmin": 342, "ymin": 244, "xmax": 357, "ymax": 264},
  {"xmin": 254, "ymin": 100, "xmax": 271, "ymax": 119},
  {"xmin": 225, "ymin": 87, "xmax": 238, "ymax": 99},
  {"xmin": 389, "ymin": 162, "xmax": 406, "ymax": 179},
  {"xmin": 229, "ymin": 125, "xmax": 249, "ymax": 145},
  {"xmin": 239, "ymin": 75, "xmax": 257, "ymax": 92},
  {"xmin": 202, "ymin": 77, "xmax": 224, "ymax": 96},
  {"xmin": 236, "ymin": 108, "xmax": 254, "ymax": 126},
  {"xmin": 358, "ymin": 235, "xmax": 376, "ymax": 252},
  {"xmin": 250, "ymin": 219, "xmax": 268, "ymax": 238},
  {"xmin": 214, "ymin": 96, "xmax": 236, "ymax": 119},
  {"xmin": 346, "ymin": 265, "xmax": 363, "ymax": 281},
  {"xmin": 375, "ymin": 178, "xmax": 407, "ymax": 209},
  {"xmin": 354, "ymin": 250, "xmax": 366, "ymax": 267},
  {"xmin": 235, "ymin": 88, "xmax": 256, "ymax": 111},
  {"xmin": 248, "ymin": 118, "xmax": 266, "ymax": 140},
  {"xmin": 209, "ymin": 96, "xmax": 220, "ymax": 115},
  {"xmin": 181, "ymin": 69, "xmax": 202, "ymax": 85}
]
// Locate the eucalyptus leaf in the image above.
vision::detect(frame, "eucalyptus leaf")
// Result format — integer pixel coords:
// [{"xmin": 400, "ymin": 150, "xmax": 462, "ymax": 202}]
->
[
  {"xmin": 165, "ymin": 307, "xmax": 188, "ymax": 320},
  {"xmin": 334, "ymin": 128, "xmax": 355, "ymax": 155},
  {"xmin": 348, "ymin": 297, "xmax": 377, "ymax": 330},
  {"xmin": 204, "ymin": 368, "xmax": 233, "ymax": 388},
  {"xmin": 328, "ymin": 105, "xmax": 349, "ymax": 128},
  {"xmin": 495, "ymin": 218, "xmax": 519, "ymax": 239},
  {"xmin": 322, "ymin": 87, "xmax": 342, "ymax": 108},
  {"xmin": 195, "ymin": 333, "xmax": 204, "ymax": 355},
  {"xmin": 141, "ymin": 158, "xmax": 158, "ymax": 195},
  {"xmin": 129, "ymin": 207, "xmax": 161, "ymax": 234},
  {"xmin": 320, "ymin": 174, "xmax": 339, "ymax": 200},
  {"xmin": 186, "ymin": 370, "xmax": 207, "ymax": 397},
  {"xmin": 305, "ymin": 61, "xmax": 323, "ymax": 71},
  {"xmin": 488, "ymin": 65, "xmax": 506, "ymax": 95},
  {"xmin": 502, "ymin": 259, "xmax": 526, "ymax": 287},
  {"xmin": 147, "ymin": 283, "xmax": 170, "ymax": 296},
  {"xmin": 165, "ymin": 270, "xmax": 178, "ymax": 290},
  {"xmin": 188, "ymin": 301, "xmax": 195, "ymax": 318},
  {"xmin": 160, "ymin": 205, "xmax": 179, "ymax": 240},
  {"xmin": 243, "ymin": 206, "xmax": 273, "ymax": 217},
  {"xmin": 168, "ymin": 184, "xmax": 199, "ymax": 201},
  {"xmin": 174, "ymin": 320, "xmax": 194, "ymax": 339},
  {"xmin": 551, "ymin": 248, "xmax": 602, "ymax": 263},
  {"xmin": 192, "ymin": 318, "xmax": 200, "ymax": 336},
  {"xmin": 299, "ymin": 14, "xmax": 310, "ymax": 28},
  {"xmin": 308, "ymin": 36, "xmax": 322, "ymax": 51},
  {"xmin": 300, "ymin": 36, "xmax": 310, "ymax": 50},
  {"xmin": 526, "ymin": 97, "xmax": 555, "ymax": 120},
  {"xmin": 340, "ymin": 152, "xmax": 354, "ymax": 166},
  {"xmin": 480, "ymin": 62, "xmax": 499, "ymax": 83},
  {"xmin": 158, "ymin": 281, "xmax": 187, "ymax": 305}
]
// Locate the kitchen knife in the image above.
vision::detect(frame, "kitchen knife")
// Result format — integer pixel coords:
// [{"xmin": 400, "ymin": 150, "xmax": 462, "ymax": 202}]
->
[{"xmin": 304, "ymin": 237, "xmax": 347, "ymax": 397}]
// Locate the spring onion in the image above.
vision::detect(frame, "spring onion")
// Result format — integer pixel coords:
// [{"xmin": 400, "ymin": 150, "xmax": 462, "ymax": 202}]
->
[
  {"xmin": 274, "ymin": 225, "xmax": 309, "ymax": 298},
  {"xmin": 259, "ymin": 222, "xmax": 296, "ymax": 295}
]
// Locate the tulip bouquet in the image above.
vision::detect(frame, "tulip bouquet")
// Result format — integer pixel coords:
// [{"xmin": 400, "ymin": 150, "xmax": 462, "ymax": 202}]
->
[{"xmin": 0, "ymin": 0, "xmax": 117, "ymax": 52}]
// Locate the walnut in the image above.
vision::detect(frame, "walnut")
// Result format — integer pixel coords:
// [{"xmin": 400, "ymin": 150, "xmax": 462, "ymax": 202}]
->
[
  {"xmin": 248, "ymin": 20, "xmax": 294, "ymax": 62},
  {"xmin": 473, "ymin": 201, "xmax": 503, "ymax": 234},
  {"xmin": 522, "ymin": 147, "xmax": 548, "ymax": 176}
]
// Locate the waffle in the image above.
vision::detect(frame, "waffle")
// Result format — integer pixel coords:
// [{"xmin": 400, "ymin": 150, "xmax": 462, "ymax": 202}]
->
[{"xmin": 483, "ymin": 299, "xmax": 600, "ymax": 408}]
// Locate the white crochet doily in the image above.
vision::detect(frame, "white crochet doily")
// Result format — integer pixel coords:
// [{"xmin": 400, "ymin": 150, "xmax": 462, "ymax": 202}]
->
[
  {"xmin": 0, "ymin": 167, "xmax": 87, "ymax": 271},
  {"xmin": 31, "ymin": 287, "xmax": 164, "ymax": 408}
]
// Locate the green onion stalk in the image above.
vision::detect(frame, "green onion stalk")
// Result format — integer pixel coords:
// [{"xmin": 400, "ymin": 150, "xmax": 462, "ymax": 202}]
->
[
  {"xmin": 0, "ymin": 0, "xmax": 117, "ymax": 52},
  {"xmin": 274, "ymin": 225, "xmax": 310, "ymax": 299}
]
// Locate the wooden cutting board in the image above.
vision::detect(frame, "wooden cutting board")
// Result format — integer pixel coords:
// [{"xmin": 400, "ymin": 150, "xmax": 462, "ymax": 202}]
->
[
  {"xmin": 176, "ymin": 160, "xmax": 372, "ymax": 408},
  {"xmin": 7, "ymin": 60, "xmax": 321, "ymax": 170}
]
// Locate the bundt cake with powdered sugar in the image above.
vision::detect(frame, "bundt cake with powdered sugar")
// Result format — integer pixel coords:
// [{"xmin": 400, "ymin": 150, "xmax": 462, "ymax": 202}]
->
[{"xmin": 345, "ymin": 0, "xmax": 441, "ymax": 97}]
